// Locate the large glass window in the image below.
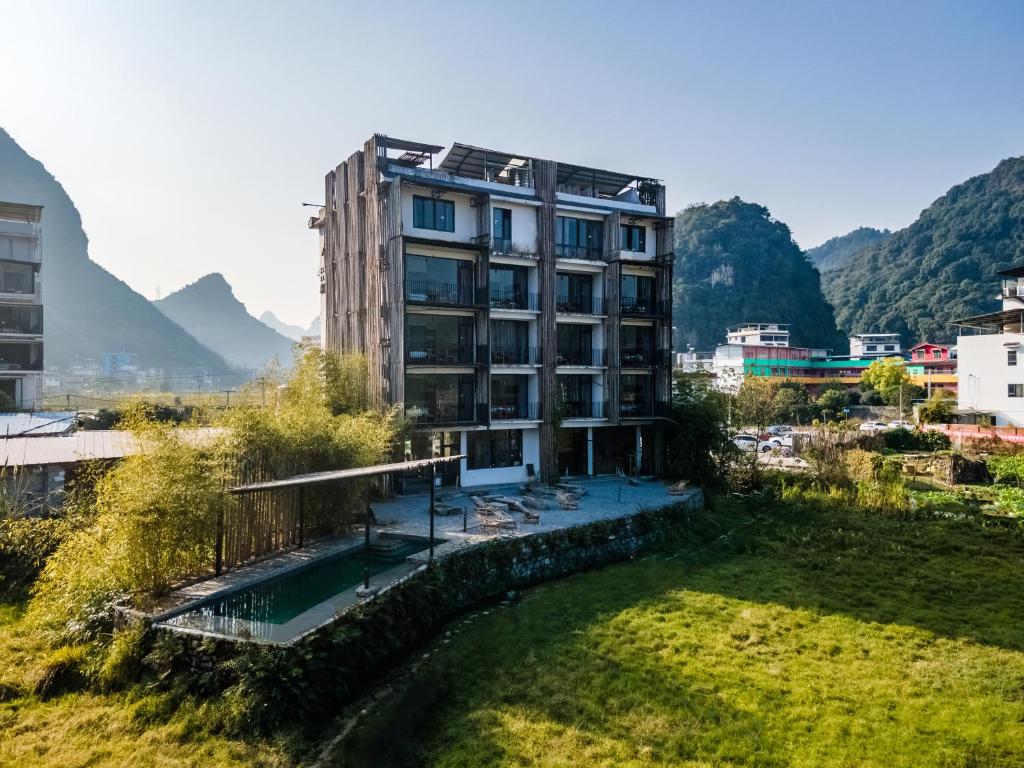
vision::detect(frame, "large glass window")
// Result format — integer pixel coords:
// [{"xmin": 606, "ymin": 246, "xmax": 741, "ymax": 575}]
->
[
  {"xmin": 0, "ymin": 342, "xmax": 42, "ymax": 371},
  {"xmin": 412, "ymin": 195, "xmax": 455, "ymax": 232},
  {"xmin": 558, "ymin": 374, "xmax": 596, "ymax": 418},
  {"xmin": 0, "ymin": 305, "xmax": 42, "ymax": 335},
  {"xmin": 493, "ymin": 207, "xmax": 512, "ymax": 251},
  {"xmin": 621, "ymin": 325, "xmax": 654, "ymax": 366},
  {"xmin": 557, "ymin": 323, "xmax": 599, "ymax": 366},
  {"xmin": 489, "ymin": 264, "xmax": 530, "ymax": 309},
  {"xmin": 404, "ymin": 374, "xmax": 475, "ymax": 423},
  {"xmin": 556, "ymin": 216, "xmax": 603, "ymax": 258},
  {"xmin": 405, "ymin": 254, "xmax": 474, "ymax": 305},
  {"xmin": 468, "ymin": 429, "xmax": 523, "ymax": 469},
  {"xmin": 491, "ymin": 320, "xmax": 531, "ymax": 364},
  {"xmin": 556, "ymin": 272, "xmax": 596, "ymax": 314},
  {"xmin": 620, "ymin": 374, "xmax": 652, "ymax": 416},
  {"xmin": 491, "ymin": 374, "xmax": 529, "ymax": 419},
  {"xmin": 405, "ymin": 314, "xmax": 474, "ymax": 364},
  {"xmin": 621, "ymin": 275, "xmax": 655, "ymax": 314},
  {"xmin": 0, "ymin": 262, "xmax": 35, "ymax": 295},
  {"xmin": 619, "ymin": 224, "xmax": 646, "ymax": 252}
]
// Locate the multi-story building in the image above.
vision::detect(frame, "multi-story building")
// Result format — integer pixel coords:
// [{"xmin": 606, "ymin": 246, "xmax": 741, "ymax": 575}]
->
[
  {"xmin": 905, "ymin": 342, "xmax": 957, "ymax": 395},
  {"xmin": 311, "ymin": 135, "xmax": 673, "ymax": 486},
  {"xmin": 849, "ymin": 333, "xmax": 901, "ymax": 359},
  {"xmin": 954, "ymin": 266, "xmax": 1024, "ymax": 425},
  {"xmin": 0, "ymin": 202, "xmax": 44, "ymax": 409}
]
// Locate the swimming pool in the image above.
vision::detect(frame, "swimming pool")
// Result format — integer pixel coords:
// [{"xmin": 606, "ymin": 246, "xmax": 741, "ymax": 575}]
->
[{"xmin": 163, "ymin": 535, "xmax": 439, "ymax": 642}]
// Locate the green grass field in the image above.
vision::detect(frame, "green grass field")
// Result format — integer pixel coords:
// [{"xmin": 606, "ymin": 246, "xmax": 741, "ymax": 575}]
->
[{"xmin": 414, "ymin": 502, "xmax": 1024, "ymax": 767}]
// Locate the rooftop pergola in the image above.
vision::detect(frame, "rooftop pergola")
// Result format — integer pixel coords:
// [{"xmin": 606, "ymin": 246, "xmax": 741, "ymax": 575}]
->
[{"xmin": 226, "ymin": 455, "xmax": 465, "ymax": 584}]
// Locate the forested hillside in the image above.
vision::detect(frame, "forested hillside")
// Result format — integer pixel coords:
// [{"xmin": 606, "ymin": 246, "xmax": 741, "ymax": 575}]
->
[
  {"xmin": 824, "ymin": 156, "xmax": 1024, "ymax": 344},
  {"xmin": 673, "ymin": 198, "xmax": 845, "ymax": 352},
  {"xmin": 807, "ymin": 227, "xmax": 891, "ymax": 272}
]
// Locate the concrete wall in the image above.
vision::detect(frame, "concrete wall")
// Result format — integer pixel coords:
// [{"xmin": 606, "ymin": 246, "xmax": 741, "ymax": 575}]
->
[{"xmin": 958, "ymin": 333, "xmax": 1024, "ymax": 425}]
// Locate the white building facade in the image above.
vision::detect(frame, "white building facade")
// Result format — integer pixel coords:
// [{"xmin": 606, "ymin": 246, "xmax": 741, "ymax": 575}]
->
[
  {"xmin": 955, "ymin": 266, "xmax": 1024, "ymax": 425},
  {"xmin": 0, "ymin": 202, "xmax": 44, "ymax": 409},
  {"xmin": 849, "ymin": 333, "xmax": 901, "ymax": 359}
]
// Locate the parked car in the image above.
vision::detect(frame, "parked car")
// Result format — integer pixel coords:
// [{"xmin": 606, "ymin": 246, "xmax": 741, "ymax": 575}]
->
[
  {"xmin": 859, "ymin": 421, "xmax": 888, "ymax": 433},
  {"xmin": 769, "ymin": 435, "xmax": 794, "ymax": 449},
  {"xmin": 767, "ymin": 424, "xmax": 793, "ymax": 436},
  {"xmin": 733, "ymin": 434, "xmax": 773, "ymax": 453},
  {"xmin": 887, "ymin": 420, "xmax": 915, "ymax": 430}
]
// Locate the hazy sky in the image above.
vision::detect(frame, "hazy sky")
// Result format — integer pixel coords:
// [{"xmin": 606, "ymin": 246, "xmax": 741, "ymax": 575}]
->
[{"xmin": 2, "ymin": 0, "xmax": 1022, "ymax": 326}]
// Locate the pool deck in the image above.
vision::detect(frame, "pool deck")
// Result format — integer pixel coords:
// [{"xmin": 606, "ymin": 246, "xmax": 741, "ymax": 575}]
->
[{"xmin": 154, "ymin": 476, "xmax": 698, "ymax": 644}]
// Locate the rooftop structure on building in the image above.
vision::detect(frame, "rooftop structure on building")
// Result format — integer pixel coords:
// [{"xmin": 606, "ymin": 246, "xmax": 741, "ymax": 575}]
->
[
  {"xmin": 311, "ymin": 135, "xmax": 673, "ymax": 487},
  {"xmin": 0, "ymin": 202, "xmax": 44, "ymax": 409},
  {"xmin": 726, "ymin": 323, "xmax": 790, "ymax": 347},
  {"xmin": 849, "ymin": 333, "xmax": 902, "ymax": 359}
]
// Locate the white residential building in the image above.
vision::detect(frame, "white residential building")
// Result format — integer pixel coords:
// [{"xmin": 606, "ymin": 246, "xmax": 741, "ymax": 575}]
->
[
  {"xmin": 726, "ymin": 323, "xmax": 790, "ymax": 347},
  {"xmin": 955, "ymin": 266, "xmax": 1024, "ymax": 425},
  {"xmin": 849, "ymin": 333, "xmax": 901, "ymax": 359},
  {"xmin": 0, "ymin": 202, "xmax": 44, "ymax": 409}
]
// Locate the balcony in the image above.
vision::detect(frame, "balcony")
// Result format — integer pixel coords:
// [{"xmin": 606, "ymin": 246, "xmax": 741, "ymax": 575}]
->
[
  {"xmin": 405, "ymin": 402, "xmax": 478, "ymax": 426},
  {"xmin": 405, "ymin": 280, "xmax": 484, "ymax": 308},
  {"xmin": 0, "ymin": 306, "xmax": 42, "ymax": 336},
  {"xmin": 491, "ymin": 401, "xmax": 541, "ymax": 421},
  {"xmin": 489, "ymin": 290, "xmax": 539, "ymax": 312},
  {"xmin": 556, "ymin": 348, "xmax": 607, "ymax": 367},
  {"xmin": 620, "ymin": 298, "xmax": 669, "ymax": 317},
  {"xmin": 556, "ymin": 295, "xmax": 607, "ymax": 315},
  {"xmin": 555, "ymin": 244, "xmax": 603, "ymax": 261},
  {"xmin": 621, "ymin": 349, "xmax": 672, "ymax": 368},
  {"xmin": 563, "ymin": 400, "xmax": 607, "ymax": 420},
  {"xmin": 619, "ymin": 399, "xmax": 672, "ymax": 418},
  {"xmin": 491, "ymin": 345, "xmax": 540, "ymax": 366},
  {"xmin": 484, "ymin": 165, "xmax": 534, "ymax": 189},
  {"xmin": 0, "ymin": 341, "xmax": 43, "ymax": 372},
  {"xmin": 405, "ymin": 342, "xmax": 480, "ymax": 367},
  {"xmin": 491, "ymin": 237, "xmax": 538, "ymax": 259}
]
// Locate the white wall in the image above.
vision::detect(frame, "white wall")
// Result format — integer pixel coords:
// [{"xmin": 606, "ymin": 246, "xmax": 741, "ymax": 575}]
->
[
  {"xmin": 958, "ymin": 333, "xmax": 1024, "ymax": 425},
  {"xmin": 492, "ymin": 201, "xmax": 537, "ymax": 254},
  {"xmin": 401, "ymin": 188, "xmax": 479, "ymax": 243},
  {"xmin": 460, "ymin": 426, "xmax": 540, "ymax": 487}
]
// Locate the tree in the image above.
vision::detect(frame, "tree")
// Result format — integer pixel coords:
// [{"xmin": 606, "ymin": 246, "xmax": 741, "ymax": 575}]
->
[
  {"xmin": 772, "ymin": 383, "xmax": 814, "ymax": 425},
  {"xmin": 734, "ymin": 378, "xmax": 781, "ymax": 476},
  {"xmin": 815, "ymin": 388, "xmax": 849, "ymax": 422},
  {"xmin": 918, "ymin": 390, "xmax": 956, "ymax": 424},
  {"xmin": 860, "ymin": 357, "xmax": 923, "ymax": 413},
  {"xmin": 666, "ymin": 373, "xmax": 733, "ymax": 487}
]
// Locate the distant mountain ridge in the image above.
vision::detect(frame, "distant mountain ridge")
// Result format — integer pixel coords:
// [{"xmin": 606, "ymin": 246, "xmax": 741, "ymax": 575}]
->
[
  {"xmin": 673, "ymin": 197, "xmax": 845, "ymax": 352},
  {"xmin": 0, "ymin": 127, "xmax": 230, "ymax": 372},
  {"xmin": 823, "ymin": 156, "xmax": 1024, "ymax": 344},
  {"xmin": 807, "ymin": 227, "xmax": 891, "ymax": 272},
  {"xmin": 155, "ymin": 274, "xmax": 295, "ymax": 369},
  {"xmin": 259, "ymin": 311, "xmax": 305, "ymax": 341}
]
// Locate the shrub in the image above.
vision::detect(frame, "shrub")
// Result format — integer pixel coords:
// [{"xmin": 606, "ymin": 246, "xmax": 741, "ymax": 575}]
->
[
  {"xmin": 988, "ymin": 454, "xmax": 1024, "ymax": 486},
  {"xmin": 0, "ymin": 516, "xmax": 71, "ymax": 598},
  {"xmin": 881, "ymin": 428, "xmax": 951, "ymax": 452},
  {"xmin": 846, "ymin": 449, "xmax": 902, "ymax": 484},
  {"xmin": 992, "ymin": 486, "xmax": 1024, "ymax": 517},
  {"xmin": 32, "ymin": 644, "xmax": 90, "ymax": 699}
]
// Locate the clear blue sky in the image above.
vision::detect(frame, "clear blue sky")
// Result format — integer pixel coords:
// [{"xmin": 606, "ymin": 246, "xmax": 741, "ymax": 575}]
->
[{"xmin": 2, "ymin": 0, "xmax": 1022, "ymax": 325}]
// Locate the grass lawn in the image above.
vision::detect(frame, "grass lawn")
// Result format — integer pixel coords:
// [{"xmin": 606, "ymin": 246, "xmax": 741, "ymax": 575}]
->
[
  {"xmin": 0, "ymin": 603, "xmax": 290, "ymax": 768},
  {"xmin": 416, "ymin": 501, "xmax": 1024, "ymax": 768}
]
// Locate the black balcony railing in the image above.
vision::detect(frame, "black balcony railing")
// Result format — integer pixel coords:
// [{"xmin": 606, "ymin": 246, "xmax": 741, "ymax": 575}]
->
[
  {"xmin": 621, "ymin": 348, "xmax": 654, "ymax": 367},
  {"xmin": 491, "ymin": 345, "xmax": 540, "ymax": 365},
  {"xmin": 563, "ymin": 400, "xmax": 607, "ymax": 419},
  {"xmin": 619, "ymin": 400, "xmax": 652, "ymax": 418},
  {"xmin": 406, "ymin": 280, "xmax": 483, "ymax": 307},
  {"xmin": 620, "ymin": 299, "xmax": 668, "ymax": 317},
  {"xmin": 555, "ymin": 294, "xmax": 607, "ymax": 315},
  {"xmin": 555, "ymin": 244, "xmax": 603, "ymax": 260},
  {"xmin": 405, "ymin": 402, "xmax": 477, "ymax": 425},
  {"xmin": 556, "ymin": 348, "xmax": 607, "ymax": 367},
  {"xmin": 405, "ymin": 343, "xmax": 475, "ymax": 366},
  {"xmin": 491, "ymin": 401, "xmax": 541, "ymax": 421},
  {"xmin": 489, "ymin": 290, "xmax": 539, "ymax": 311}
]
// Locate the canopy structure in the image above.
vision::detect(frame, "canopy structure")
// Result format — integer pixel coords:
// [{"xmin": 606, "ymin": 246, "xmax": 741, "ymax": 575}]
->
[
  {"xmin": 950, "ymin": 308, "xmax": 1024, "ymax": 333},
  {"xmin": 224, "ymin": 454, "xmax": 467, "ymax": 578}
]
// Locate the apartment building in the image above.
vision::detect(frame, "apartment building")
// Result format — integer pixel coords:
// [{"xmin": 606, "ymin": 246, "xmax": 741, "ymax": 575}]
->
[
  {"xmin": 726, "ymin": 323, "xmax": 791, "ymax": 347},
  {"xmin": 849, "ymin": 333, "xmax": 901, "ymax": 359},
  {"xmin": 0, "ymin": 202, "xmax": 44, "ymax": 409},
  {"xmin": 311, "ymin": 135, "xmax": 673, "ymax": 487},
  {"xmin": 954, "ymin": 266, "xmax": 1024, "ymax": 425}
]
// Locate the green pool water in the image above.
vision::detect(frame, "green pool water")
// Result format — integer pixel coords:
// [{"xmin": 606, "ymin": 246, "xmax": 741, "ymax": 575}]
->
[{"xmin": 182, "ymin": 538, "xmax": 434, "ymax": 626}]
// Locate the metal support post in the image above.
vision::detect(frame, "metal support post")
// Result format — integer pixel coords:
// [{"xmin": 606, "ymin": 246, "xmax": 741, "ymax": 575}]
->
[
  {"xmin": 364, "ymin": 482, "xmax": 372, "ymax": 590},
  {"xmin": 429, "ymin": 463, "xmax": 436, "ymax": 560}
]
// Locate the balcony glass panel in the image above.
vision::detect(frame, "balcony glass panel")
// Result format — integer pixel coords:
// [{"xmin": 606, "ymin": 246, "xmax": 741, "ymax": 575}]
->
[
  {"xmin": 620, "ymin": 374, "xmax": 653, "ymax": 416},
  {"xmin": 489, "ymin": 265, "xmax": 532, "ymax": 310},
  {"xmin": 557, "ymin": 324, "xmax": 605, "ymax": 366},
  {"xmin": 621, "ymin": 325, "xmax": 654, "ymax": 366},
  {"xmin": 491, "ymin": 374, "xmax": 535, "ymax": 420},
  {"xmin": 556, "ymin": 272, "xmax": 603, "ymax": 314},
  {"xmin": 405, "ymin": 373, "xmax": 475, "ymax": 424},
  {"xmin": 491, "ymin": 320, "xmax": 535, "ymax": 365},
  {"xmin": 621, "ymin": 275, "xmax": 656, "ymax": 315},
  {"xmin": 0, "ymin": 341, "xmax": 42, "ymax": 371},
  {"xmin": 405, "ymin": 314, "xmax": 474, "ymax": 365},
  {"xmin": 556, "ymin": 216, "xmax": 603, "ymax": 260},
  {"xmin": 405, "ymin": 254, "xmax": 474, "ymax": 305},
  {"xmin": 468, "ymin": 429, "xmax": 523, "ymax": 470},
  {"xmin": 0, "ymin": 262, "xmax": 36, "ymax": 295}
]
